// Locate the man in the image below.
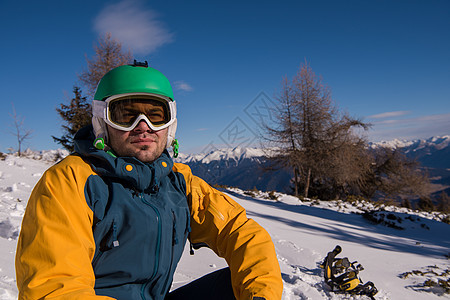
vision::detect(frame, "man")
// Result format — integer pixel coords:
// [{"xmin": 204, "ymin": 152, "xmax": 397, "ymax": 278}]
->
[{"xmin": 15, "ymin": 62, "xmax": 283, "ymax": 300}]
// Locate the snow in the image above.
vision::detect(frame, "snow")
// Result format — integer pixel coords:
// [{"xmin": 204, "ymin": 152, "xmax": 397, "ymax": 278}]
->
[
  {"xmin": 177, "ymin": 135, "xmax": 450, "ymax": 166},
  {"xmin": 177, "ymin": 147, "xmax": 272, "ymax": 164},
  {"xmin": 0, "ymin": 152, "xmax": 449, "ymax": 299},
  {"xmin": 370, "ymin": 135, "xmax": 450, "ymax": 152}
]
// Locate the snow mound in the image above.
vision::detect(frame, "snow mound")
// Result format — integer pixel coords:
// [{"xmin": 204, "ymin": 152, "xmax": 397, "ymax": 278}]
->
[{"xmin": 15, "ymin": 149, "xmax": 70, "ymax": 163}]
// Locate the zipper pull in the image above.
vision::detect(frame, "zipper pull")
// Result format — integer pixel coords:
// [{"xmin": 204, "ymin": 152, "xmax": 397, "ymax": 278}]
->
[{"xmin": 113, "ymin": 222, "xmax": 120, "ymax": 247}]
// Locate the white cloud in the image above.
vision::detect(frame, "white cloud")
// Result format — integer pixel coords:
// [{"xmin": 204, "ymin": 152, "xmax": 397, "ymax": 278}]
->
[
  {"xmin": 174, "ymin": 81, "xmax": 193, "ymax": 92},
  {"xmin": 94, "ymin": 0, "xmax": 173, "ymax": 55},
  {"xmin": 366, "ymin": 113, "xmax": 450, "ymax": 142},
  {"xmin": 368, "ymin": 110, "xmax": 411, "ymax": 119}
]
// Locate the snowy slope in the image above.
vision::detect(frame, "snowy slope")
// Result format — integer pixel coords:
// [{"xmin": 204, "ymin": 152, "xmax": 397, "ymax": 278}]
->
[{"xmin": 0, "ymin": 153, "xmax": 449, "ymax": 299}]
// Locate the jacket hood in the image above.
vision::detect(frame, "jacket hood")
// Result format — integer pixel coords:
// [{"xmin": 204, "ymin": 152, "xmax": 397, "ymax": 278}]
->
[{"xmin": 74, "ymin": 125, "xmax": 173, "ymax": 192}]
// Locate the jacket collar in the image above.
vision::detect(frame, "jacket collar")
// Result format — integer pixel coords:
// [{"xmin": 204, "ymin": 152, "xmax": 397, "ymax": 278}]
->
[{"xmin": 74, "ymin": 125, "xmax": 173, "ymax": 192}]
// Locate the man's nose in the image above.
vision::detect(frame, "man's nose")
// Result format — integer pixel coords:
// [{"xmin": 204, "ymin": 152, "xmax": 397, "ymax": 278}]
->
[{"xmin": 133, "ymin": 120, "xmax": 153, "ymax": 132}]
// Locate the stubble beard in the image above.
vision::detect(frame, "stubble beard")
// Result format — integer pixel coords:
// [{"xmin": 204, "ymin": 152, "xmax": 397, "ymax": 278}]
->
[
  {"xmin": 107, "ymin": 128, "xmax": 168, "ymax": 163},
  {"xmin": 135, "ymin": 141, "xmax": 166, "ymax": 163},
  {"xmin": 129, "ymin": 134, "xmax": 167, "ymax": 163}
]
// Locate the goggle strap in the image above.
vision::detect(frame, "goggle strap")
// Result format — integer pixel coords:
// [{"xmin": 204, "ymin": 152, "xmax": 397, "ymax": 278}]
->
[{"xmin": 92, "ymin": 100, "xmax": 107, "ymax": 118}]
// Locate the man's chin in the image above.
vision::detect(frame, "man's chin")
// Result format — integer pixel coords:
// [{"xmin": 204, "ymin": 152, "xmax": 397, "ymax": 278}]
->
[{"xmin": 133, "ymin": 147, "xmax": 163, "ymax": 163}]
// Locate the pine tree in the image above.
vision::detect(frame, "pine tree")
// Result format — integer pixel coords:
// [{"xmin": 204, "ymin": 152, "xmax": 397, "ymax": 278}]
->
[
  {"xmin": 53, "ymin": 33, "xmax": 132, "ymax": 151},
  {"xmin": 52, "ymin": 86, "xmax": 91, "ymax": 152}
]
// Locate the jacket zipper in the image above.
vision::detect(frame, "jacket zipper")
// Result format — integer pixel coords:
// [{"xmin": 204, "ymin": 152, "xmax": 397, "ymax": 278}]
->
[
  {"xmin": 161, "ymin": 211, "xmax": 178, "ymax": 295},
  {"xmin": 139, "ymin": 193, "xmax": 162, "ymax": 300},
  {"xmin": 92, "ymin": 219, "xmax": 119, "ymax": 268}
]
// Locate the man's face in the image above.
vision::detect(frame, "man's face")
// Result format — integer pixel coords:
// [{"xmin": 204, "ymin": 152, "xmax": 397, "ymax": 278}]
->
[{"xmin": 107, "ymin": 121, "xmax": 168, "ymax": 163}]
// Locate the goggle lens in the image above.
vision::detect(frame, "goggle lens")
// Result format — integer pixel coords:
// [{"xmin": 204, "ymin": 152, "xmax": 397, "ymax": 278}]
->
[{"xmin": 108, "ymin": 98, "xmax": 171, "ymax": 128}]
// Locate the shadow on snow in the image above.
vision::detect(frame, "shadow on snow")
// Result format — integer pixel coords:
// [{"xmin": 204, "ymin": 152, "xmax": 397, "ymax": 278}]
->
[{"xmin": 224, "ymin": 189, "xmax": 450, "ymax": 259}]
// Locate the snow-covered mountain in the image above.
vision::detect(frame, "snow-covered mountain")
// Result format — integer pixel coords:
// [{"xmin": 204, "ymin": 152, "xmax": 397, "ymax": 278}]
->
[
  {"xmin": 177, "ymin": 147, "xmax": 271, "ymax": 164},
  {"xmin": 176, "ymin": 135, "xmax": 450, "ymax": 195},
  {"xmin": 372, "ymin": 136, "xmax": 450, "ymax": 197},
  {"xmin": 178, "ymin": 135, "xmax": 450, "ymax": 168},
  {"xmin": 371, "ymin": 135, "xmax": 450, "ymax": 152},
  {"xmin": 0, "ymin": 153, "xmax": 449, "ymax": 299},
  {"xmin": 176, "ymin": 147, "xmax": 293, "ymax": 193},
  {"xmin": 371, "ymin": 135, "xmax": 450, "ymax": 169}
]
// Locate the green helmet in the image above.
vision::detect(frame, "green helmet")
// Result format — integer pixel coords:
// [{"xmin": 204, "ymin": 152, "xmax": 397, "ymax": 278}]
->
[
  {"xmin": 91, "ymin": 62, "xmax": 178, "ymax": 152},
  {"xmin": 94, "ymin": 64, "xmax": 174, "ymax": 101}
]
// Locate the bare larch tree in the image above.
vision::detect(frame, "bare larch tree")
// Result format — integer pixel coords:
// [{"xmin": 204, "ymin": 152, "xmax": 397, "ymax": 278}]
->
[{"xmin": 9, "ymin": 103, "xmax": 33, "ymax": 156}]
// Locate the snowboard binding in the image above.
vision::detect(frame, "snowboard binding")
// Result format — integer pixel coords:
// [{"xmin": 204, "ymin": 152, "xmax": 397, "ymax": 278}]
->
[{"xmin": 320, "ymin": 245, "xmax": 378, "ymax": 299}]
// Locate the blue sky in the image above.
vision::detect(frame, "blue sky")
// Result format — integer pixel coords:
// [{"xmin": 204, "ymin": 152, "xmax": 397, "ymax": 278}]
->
[{"xmin": 1, "ymin": 0, "xmax": 449, "ymax": 154}]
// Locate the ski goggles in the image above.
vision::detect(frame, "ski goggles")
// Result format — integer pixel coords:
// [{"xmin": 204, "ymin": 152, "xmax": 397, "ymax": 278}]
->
[{"xmin": 92, "ymin": 93, "xmax": 176, "ymax": 132}]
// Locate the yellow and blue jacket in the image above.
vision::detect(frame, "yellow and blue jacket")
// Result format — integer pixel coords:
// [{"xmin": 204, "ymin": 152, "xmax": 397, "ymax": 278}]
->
[{"xmin": 15, "ymin": 126, "xmax": 282, "ymax": 300}]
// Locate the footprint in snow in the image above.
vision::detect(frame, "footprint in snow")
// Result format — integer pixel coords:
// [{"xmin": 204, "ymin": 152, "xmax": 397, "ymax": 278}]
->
[
  {"xmin": 4, "ymin": 184, "xmax": 18, "ymax": 193},
  {"xmin": 0, "ymin": 219, "xmax": 18, "ymax": 240}
]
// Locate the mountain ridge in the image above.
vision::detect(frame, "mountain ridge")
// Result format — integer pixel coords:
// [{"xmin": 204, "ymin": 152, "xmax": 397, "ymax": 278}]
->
[
  {"xmin": 175, "ymin": 135, "xmax": 450, "ymax": 195},
  {"xmin": 177, "ymin": 135, "xmax": 450, "ymax": 165}
]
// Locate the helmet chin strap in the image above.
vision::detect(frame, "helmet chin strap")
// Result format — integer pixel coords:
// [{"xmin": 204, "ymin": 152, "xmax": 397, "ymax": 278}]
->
[
  {"xmin": 171, "ymin": 139, "xmax": 179, "ymax": 158},
  {"xmin": 92, "ymin": 123, "xmax": 117, "ymax": 158},
  {"xmin": 92, "ymin": 116, "xmax": 109, "ymax": 142}
]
